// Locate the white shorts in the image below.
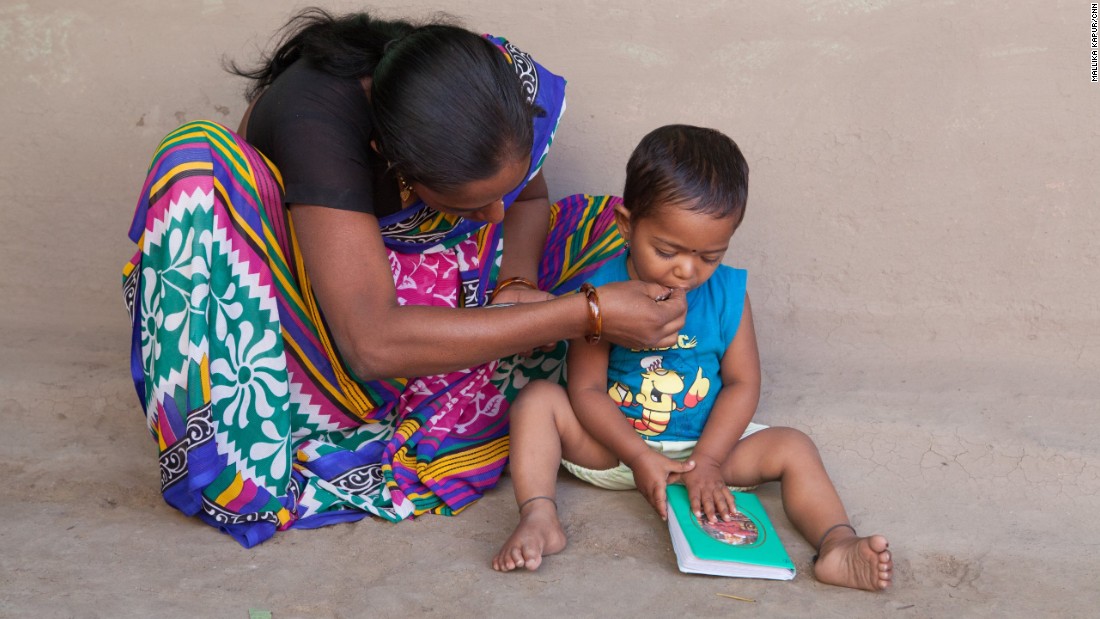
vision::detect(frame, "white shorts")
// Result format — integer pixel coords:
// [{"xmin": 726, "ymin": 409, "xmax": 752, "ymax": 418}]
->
[{"xmin": 561, "ymin": 422, "xmax": 769, "ymax": 490}]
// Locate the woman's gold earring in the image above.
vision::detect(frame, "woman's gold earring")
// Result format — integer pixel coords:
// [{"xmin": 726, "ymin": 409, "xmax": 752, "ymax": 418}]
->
[{"xmin": 397, "ymin": 174, "xmax": 414, "ymax": 202}]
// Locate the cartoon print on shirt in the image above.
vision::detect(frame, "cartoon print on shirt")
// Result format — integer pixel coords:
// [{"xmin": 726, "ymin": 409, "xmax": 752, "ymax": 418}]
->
[{"xmin": 607, "ymin": 355, "xmax": 711, "ymax": 437}]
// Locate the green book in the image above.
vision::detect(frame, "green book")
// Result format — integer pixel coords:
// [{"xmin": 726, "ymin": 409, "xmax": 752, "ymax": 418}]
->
[{"xmin": 666, "ymin": 485, "xmax": 796, "ymax": 580}]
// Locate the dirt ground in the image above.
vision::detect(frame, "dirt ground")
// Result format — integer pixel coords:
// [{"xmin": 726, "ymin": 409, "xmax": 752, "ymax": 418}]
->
[{"xmin": 2, "ymin": 310, "xmax": 1097, "ymax": 618}]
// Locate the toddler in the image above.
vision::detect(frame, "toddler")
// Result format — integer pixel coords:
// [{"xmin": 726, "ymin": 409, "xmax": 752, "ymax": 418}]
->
[{"xmin": 492, "ymin": 125, "xmax": 892, "ymax": 591}]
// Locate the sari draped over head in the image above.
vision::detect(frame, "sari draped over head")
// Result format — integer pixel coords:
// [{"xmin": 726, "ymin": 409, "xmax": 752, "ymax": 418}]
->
[{"xmin": 122, "ymin": 35, "xmax": 625, "ymax": 547}]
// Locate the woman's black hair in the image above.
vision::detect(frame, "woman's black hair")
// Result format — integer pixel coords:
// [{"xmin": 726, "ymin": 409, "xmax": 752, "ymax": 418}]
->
[
  {"xmin": 623, "ymin": 125, "xmax": 749, "ymax": 226},
  {"xmin": 227, "ymin": 8, "xmax": 534, "ymax": 191}
]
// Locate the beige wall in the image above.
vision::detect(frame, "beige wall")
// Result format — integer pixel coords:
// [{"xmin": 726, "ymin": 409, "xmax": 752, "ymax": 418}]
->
[{"xmin": 3, "ymin": 0, "xmax": 1097, "ymax": 401}]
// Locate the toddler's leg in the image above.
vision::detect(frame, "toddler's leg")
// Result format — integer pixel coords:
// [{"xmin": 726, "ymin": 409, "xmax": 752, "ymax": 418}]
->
[
  {"xmin": 721, "ymin": 427, "xmax": 893, "ymax": 591},
  {"xmin": 493, "ymin": 380, "xmax": 617, "ymax": 572}
]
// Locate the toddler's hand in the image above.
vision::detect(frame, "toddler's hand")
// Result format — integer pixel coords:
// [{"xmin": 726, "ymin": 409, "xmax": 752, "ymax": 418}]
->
[
  {"xmin": 630, "ymin": 451, "xmax": 696, "ymax": 520},
  {"xmin": 681, "ymin": 457, "xmax": 737, "ymax": 524}
]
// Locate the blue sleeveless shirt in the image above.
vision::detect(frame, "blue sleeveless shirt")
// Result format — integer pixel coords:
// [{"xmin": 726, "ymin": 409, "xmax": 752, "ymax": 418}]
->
[{"xmin": 586, "ymin": 253, "xmax": 747, "ymax": 441}]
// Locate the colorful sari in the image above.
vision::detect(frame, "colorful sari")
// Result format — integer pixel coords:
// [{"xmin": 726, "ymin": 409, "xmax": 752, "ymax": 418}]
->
[{"xmin": 122, "ymin": 38, "xmax": 625, "ymax": 547}]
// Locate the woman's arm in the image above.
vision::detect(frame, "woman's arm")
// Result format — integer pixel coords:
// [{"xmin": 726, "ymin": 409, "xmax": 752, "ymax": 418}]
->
[
  {"xmin": 680, "ymin": 294, "xmax": 762, "ymax": 520},
  {"xmin": 497, "ymin": 170, "xmax": 550, "ymax": 290},
  {"xmin": 291, "ymin": 204, "xmax": 685, "ymax": 380}
]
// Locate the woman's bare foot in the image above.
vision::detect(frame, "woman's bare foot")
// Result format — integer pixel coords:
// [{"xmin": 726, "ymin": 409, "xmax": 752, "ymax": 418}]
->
[
  {"xmin": 813, "ymin": 531, "xmax": 893, "ymax": 591},
  {"xmin": 492, "ymin": 500, "xmax": 567, "ymax": 572}
]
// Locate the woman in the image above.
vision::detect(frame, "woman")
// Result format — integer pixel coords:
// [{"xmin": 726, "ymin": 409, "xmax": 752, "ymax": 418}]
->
[{"xmin": 123, "ymin": 8, "xmax": 685, "ymax": 547}]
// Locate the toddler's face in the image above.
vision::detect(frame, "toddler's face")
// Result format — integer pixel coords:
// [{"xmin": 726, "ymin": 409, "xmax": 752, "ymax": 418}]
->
[{"xmin": 616, "ymin": 202, "xmax": 738, "ymax": 291}]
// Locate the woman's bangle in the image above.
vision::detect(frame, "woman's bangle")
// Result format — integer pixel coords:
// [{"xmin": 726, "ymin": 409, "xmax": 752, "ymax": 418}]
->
[
  {"xmin": 490, "ymin": 276, "xmax": 538, "ymax": 304},
  {"xmin": 579, "ymin": 283, "xmax": 602, "ymax": 344}
]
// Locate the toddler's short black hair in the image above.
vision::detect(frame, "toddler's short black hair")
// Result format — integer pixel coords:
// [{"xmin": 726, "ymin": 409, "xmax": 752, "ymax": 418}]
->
[{"xmin": 623, "ymin": 124, "xmax": 749, "ymax": 225}]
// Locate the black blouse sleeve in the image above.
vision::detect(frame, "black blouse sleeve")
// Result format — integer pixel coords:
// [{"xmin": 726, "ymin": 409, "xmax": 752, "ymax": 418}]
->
[{"xmin": 246, "ymin": 61, "xmax": 378, "ymax": 214}]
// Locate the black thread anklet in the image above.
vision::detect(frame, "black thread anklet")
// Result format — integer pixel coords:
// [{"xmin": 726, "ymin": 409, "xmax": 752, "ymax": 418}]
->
[
  {"xmin": 811, "ymin": 523, "xmax": 857, "ymax": 564},
  {"xmin": 518, "ymin": 495, "xmax": 557, "ymax": 514}
]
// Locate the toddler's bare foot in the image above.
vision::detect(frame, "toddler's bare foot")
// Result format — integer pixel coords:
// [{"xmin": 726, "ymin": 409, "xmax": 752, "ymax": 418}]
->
[
  {"xmin": 813, "ymin": 531, "xmax": 892, "ymax": 591},
  {"xmin": 492, "ymin": 500, "xmax": 566, "ymax": 572}
]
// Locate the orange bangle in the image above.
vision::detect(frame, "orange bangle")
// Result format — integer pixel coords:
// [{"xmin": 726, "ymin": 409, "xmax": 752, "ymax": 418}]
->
[
  {"xmin": 490, "ymin": 276, "xmax": 538, "ymax": 304},
  {"xmin": 579, "ymin": 283, "xmax": 602, "ymax": 344}
]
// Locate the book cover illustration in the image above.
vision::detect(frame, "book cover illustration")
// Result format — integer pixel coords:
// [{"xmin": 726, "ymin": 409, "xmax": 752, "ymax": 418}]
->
[
  {"xmin": 697, "ymin": 507, "xmax": 758, "ymax": 546},
  {"xmin": 666, "ymin": 484, "xmax": 796, "ymax": 580}
]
